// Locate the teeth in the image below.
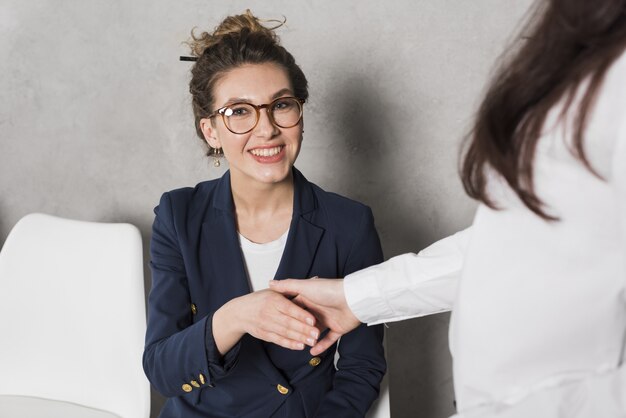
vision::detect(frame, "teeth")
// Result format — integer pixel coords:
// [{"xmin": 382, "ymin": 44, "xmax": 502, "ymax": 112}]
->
[{"xmin": 250, "ymin": 146, "xmax": 282, "ymax": 157}]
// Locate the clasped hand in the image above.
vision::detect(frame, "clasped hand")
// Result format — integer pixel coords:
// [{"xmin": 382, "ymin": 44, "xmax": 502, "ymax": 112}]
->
[
  {"xmin": 212, "ymin": 289, "xmax": 321, "ymax": 355},
  {"xmin": 213, "ymin": 279, "xmax": 362, "ymax": 356},
  {"xmin": 269, "ymin": 278, "xmax": 361, "ymax": 356}
]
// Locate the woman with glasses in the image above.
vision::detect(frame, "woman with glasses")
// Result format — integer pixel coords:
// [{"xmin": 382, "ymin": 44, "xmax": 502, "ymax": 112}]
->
[{"xmin": 142, "ymin": 10, "xmax": 385, "ymax": 418}]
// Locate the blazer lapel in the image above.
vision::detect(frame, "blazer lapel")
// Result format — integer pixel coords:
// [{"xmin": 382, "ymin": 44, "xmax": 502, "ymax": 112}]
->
[
  {"xmin": 274, "ymin": 168, "xmax": 325, "ymax": 281},
  {"xmin": 201, "ymin": 172, "xmax": 250, "ymax": 307},
  {"xmin": 200, "ymin": 168, "xmax": 325, "ymax": 299}
]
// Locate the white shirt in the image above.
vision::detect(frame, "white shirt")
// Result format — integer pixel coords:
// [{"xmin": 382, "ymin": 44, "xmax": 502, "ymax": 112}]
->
[
  {"xmin": 239, "ymin": 230, "xmax": 289, "ymax": 292},
  {"xmin": 345, "ymin": 50, "xmax": 626, "ymax": 417}
]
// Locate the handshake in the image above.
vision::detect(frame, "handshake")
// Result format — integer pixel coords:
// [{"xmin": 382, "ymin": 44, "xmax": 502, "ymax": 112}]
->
[{"xmin": 267, "ymin": 278, "xmax": 361, "ymax": 355}]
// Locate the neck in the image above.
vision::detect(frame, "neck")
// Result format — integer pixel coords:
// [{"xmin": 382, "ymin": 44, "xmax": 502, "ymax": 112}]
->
[
  {"xmin": 230, "ymin": 171, "xmax": 295, "ymax": 217},
  {"xmin": 229, "ymin": 170, "xmax": 295, "ymax": 243}
]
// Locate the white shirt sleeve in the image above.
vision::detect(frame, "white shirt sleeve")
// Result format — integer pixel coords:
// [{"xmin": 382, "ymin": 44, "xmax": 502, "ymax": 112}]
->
[{"xmin": 344, "ymin": 227, "xmax": 472, "ymax": 325}]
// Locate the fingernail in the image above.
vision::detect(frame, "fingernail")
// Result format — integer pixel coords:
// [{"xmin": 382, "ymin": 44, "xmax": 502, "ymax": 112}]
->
[
  {"xmin": 306, "ymin": 318, "xmax": 314, "ymax": 326},
  {"xmin": 296, "ymin": 342, "xmax": 304, "ymax": 350},
  {"xmin": 310, "ymin": 330, "xmax": 319, "ymax": 339},
  {"xmin": 306, "ymin": 338, "xmax": 315, "ymax": 346}
]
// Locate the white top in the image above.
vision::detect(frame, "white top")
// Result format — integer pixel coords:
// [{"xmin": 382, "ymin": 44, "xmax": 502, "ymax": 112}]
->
[
  {"xmin": 345, "ymin": 49, "xmax": 626, "ymax": 417},
  {"xmin": 239, "ymin": 230, "xmax": 289, "ymax": 291}
]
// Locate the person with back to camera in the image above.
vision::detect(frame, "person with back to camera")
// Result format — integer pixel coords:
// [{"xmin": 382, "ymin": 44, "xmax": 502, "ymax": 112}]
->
[
  {"xmin": 142, "ymin": 10, "xmax": 385, "ymax": 418},
  {"xmin": 271, "ymin": 0, "xmax": 626, "ymax": 416}
]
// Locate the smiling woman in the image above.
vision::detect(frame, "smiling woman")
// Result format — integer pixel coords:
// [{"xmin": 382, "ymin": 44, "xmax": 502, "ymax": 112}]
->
[
  {"xmin": 142, "ymin": 10, "xmax": 386, "ymax": 418},
  {"xmin": 200, "ymin": 63, "xmax": 304, "ymax": 191}
]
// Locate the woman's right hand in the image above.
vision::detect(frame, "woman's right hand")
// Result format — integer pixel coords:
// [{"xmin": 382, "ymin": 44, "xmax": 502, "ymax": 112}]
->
[{"xmin": 212, "ymin": 289, "xmax": 320, "ymax": 355}]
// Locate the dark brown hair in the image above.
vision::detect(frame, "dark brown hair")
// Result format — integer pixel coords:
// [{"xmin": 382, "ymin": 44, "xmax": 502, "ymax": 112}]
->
[
  {"xmin": 187, "ymin": 10, "xmax": 309, "ymax": 150},
  {"xmin": 461, "ymin": 0, "xmax": 626, "ymax": 219}
]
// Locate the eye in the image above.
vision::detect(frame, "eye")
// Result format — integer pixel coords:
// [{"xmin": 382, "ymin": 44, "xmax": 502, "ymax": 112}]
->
[
  {"xmin": 272, "ymin": 99, "xmax": 296, "ymax": 111},
  {"xmin": 224, "ymin": 104, "xmax": 253, "ymax": 118}
]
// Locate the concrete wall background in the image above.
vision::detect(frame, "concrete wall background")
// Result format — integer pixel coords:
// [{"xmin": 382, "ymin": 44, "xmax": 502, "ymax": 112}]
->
[{"xmin": 0, "ymin": 1, "xmax": 534, "ymax": 416}]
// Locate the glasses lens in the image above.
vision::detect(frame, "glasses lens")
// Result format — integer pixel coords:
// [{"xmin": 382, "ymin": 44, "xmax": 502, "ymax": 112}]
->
[
  {"xmin": 223, "ymin": 103, "xmax": 257, "ymax": 134},
  {"xmin": 271, "ymin": 98, "xmax": 302, "ymax": 128}
]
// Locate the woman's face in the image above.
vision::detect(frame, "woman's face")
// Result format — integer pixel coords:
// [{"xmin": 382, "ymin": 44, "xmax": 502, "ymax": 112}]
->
[{"xmin": 200, "ymin": 63, "xmax": 303, "ymax": 188}]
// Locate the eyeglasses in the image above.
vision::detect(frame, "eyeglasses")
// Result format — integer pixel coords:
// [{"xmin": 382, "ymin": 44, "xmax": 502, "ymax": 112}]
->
[{"xmin": 207, "ymin": 96, "xmax": 305, "ymax": 135}]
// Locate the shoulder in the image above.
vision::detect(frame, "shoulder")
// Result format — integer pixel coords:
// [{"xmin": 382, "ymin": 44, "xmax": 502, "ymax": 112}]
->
[
  {"xmin": 608, "ymin": 46, "xmax": 626, "ymax": 77},
  {"xmin": 311, "ymin": 183, "xmax": 372, "ymax": 217},
  {"xmin": 161, "ymin": 179, "xmax": 218, "ymax": 207},
  {"xmin": 584, "ymin": 46, "xmax": 626, "ymax": 179},
  {"xmin": 153, "ymin": 179, "xmax": 221, "ymax": 233},
  {"xmin": 293, "ymin": 168, "xmax": 371, "ymax": 217},
  {"xmin": 597, "ymin": 47, "xmax": 626, "ymax": 112},
  {"xmin": 157, "ymin": 179, "xmax": 217, "ymax": 211},
  {"xmin": 302, "ymin": 177, "xmax": 383, "ymax": 270},
  {"xmin": 595, "ymin": 47, "xmax": 626, "ymax": 116},
  {"xmin": 304, "ymin": 179, "xmax": 376, "ymax": 235}
]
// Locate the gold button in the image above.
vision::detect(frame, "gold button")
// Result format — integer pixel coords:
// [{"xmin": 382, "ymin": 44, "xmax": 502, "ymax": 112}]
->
[
  {"xmin": 191, "ymin": 303, "xmax": 197, "ymax": 315},
  {"xmin": 308, "ymin": 356, "xmax": 321, "ymax": 367},
  {"xmin": 198, "ymin": 374, "xmax": 206, "ymax": 385},
  {"xmin": 182, "ymin": 384, "xmax": 193, "ymax": 392},
  {"xmin": 276, "ymin": 384, "xmax": 289, "ymax": 395},
  {"xmin": 191, "ymin": 380, "xmax": 200, "ymax": 388}
]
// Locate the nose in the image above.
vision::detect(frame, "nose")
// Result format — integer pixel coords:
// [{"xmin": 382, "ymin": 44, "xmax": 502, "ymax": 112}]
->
[{"xmin": 253, "ymin": 107, "xmax": 280, "ymax": 138}]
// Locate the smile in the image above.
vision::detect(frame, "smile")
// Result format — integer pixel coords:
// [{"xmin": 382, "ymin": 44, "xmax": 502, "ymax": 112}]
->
[{"xmin": 249, "ymin": 146, "xmax": 284, "ymax": 157}]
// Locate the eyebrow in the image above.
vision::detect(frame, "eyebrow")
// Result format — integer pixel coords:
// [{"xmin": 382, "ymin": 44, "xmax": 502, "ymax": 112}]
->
[
  {"xmin": 271, "ymin": 88, "xmax": 294, "ymax": 99},
  {"xmin": 222, "ymin": 88, "xmax": 295, "ymax": 106}
]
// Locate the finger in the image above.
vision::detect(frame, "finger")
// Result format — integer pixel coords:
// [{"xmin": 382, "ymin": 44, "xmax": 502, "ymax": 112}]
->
[
  {"xmin": 291, "ymin": 294, "xmax": 312, "ymax": 310},
  {"xmin": 266, "ymin": 319, "xmax": 319, "ymax": 347},
  {"xmin": 249, "ymin": 319, "xmax": 313, "ymax": 348},
  {"xmin": 290, "ymin": 294, "xmax": 325, "ymax": 318},
  {"xmin": 310, "ymin": 330, "xmax": 341, "ymax": 356},
  {"xmin": 275, "ymin": 294, "xmax": 316, "ymax": 327},
  {"xmin": 262, "ymin": 331, "xmax": 306, "ymax": 351},
  {"xmin": 273, "ymin": 302, "xmax": 320, "ymax": 342},
  {"xmin": 268, "ymin": 279, "xmax": 302, "ymax": 297}
]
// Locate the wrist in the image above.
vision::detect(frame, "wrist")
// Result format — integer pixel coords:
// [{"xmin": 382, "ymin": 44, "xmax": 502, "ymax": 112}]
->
[
  {"xmin": 213, "ymin": 298, "xmax": 246, "ymax": 355},
  {"xmin": 220, "ymin": 297, "xmax": 246, "ymax": 334}
]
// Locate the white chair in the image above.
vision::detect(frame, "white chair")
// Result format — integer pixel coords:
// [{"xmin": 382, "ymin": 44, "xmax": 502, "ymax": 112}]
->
[{"xmin": 0, "ymin": 213, "xmax": 150, "ymax": 418}]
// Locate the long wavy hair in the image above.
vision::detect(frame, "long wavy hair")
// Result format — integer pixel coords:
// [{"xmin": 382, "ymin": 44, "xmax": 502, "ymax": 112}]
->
[{"xmin": 461, "ymin": 0, "xmax": 626, "ymax": 219}]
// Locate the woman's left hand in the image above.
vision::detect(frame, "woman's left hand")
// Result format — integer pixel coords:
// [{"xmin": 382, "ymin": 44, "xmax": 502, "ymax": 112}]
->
[{"xmin": 212, "ymin": 289, "xmax": 320, "ymax": 355}]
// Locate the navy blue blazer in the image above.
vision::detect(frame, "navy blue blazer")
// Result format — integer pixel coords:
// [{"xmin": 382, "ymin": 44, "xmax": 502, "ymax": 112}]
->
[{"xmin": 143, "ymin": 168, "xmax": 385, "ymax": 418}]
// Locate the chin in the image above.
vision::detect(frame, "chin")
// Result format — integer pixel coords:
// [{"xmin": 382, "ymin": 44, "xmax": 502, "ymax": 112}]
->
[{"xmin": 256, "ymin": 166, "xmax": 293, "ymax": 184}]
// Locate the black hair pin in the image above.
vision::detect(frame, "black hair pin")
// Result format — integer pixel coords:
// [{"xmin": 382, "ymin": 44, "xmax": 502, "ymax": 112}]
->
[{"xmin": 180, "ymin": 56, "xmax": 198, "ymax": 62}]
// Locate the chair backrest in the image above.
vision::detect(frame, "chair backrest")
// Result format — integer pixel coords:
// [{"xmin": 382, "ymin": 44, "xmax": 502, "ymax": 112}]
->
[{"xmin": 0, "ymin": 213, "xmax": 150, "ymax": 418}]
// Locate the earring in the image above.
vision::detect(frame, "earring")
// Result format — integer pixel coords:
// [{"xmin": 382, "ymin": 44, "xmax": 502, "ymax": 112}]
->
[{"xmin": 212, "ymin": 147, "xmax": 223, "ymax": 167}]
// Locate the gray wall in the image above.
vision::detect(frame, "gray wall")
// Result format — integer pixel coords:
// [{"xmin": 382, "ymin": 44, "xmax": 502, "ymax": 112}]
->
[{"xmin": 0, "ymin": 1, "xmax": 533, "ymax": 417}]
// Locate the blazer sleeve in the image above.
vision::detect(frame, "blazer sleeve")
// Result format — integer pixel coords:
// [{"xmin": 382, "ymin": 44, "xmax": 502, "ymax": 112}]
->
[
  {"xmin": 142, "ymin": 192, "xmax": 239, "ymax": 397},
  {"xmin": 314, "ymin": 207, "xmax": 386, "ymax": 418}
]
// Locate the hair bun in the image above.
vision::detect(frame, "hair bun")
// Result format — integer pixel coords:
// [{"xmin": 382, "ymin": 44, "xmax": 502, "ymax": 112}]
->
[{"xmin": 188, "ymin": 9, "xmax": 283, "ymax": 57}]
